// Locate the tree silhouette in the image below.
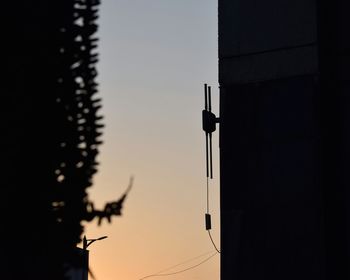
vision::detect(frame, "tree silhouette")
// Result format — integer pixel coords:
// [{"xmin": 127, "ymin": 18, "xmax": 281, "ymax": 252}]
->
[{"xmin": 2, "ymin": 1, "xmax": 127, "ymax": 279}]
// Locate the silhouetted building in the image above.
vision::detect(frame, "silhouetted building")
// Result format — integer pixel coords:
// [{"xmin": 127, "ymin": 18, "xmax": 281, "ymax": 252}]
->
[
  {"xmin": 65, "ymin": 248, "xmax": 89, "ymax": 280},
  {"xmin": 219, "ymin": 1, "xmax": 350, "ymax": 279}
]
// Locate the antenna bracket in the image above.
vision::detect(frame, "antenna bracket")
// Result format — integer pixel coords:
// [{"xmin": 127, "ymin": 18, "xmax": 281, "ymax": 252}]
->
[{"xmin": 202, "ymin": 110, "xmax": 219, "ymax": 134}]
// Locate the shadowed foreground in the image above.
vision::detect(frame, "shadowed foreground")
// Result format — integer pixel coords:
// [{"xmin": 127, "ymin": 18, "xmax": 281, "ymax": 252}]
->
[{"xmin": 2, "ymin": 1, "xmax": 127, "ymax": 279}]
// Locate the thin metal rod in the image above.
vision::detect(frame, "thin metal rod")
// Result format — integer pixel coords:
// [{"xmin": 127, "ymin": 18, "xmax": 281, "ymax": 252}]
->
[
  {"xmin": 208, "ymin": 86, "xmax": 212, "ymax": 112},
  {"xmin": 206, "ymin": 177, "xmax": 209, "ymax": 213},
  {"xmin": 204, "ymin": 84, "xmax": 208, "ymax": 110},
  {"xmin": 205, "ymin": 133, "xmax": 209, "ymax": 178},
  {"xmin": 209, "ymin": 133, "xmax": 213, "ymax": 179}
]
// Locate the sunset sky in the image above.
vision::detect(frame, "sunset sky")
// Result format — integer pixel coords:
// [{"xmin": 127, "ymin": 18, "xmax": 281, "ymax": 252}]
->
[{"xmin": 83, "ymin": 1, "xmax": 220, "ymax": 279}]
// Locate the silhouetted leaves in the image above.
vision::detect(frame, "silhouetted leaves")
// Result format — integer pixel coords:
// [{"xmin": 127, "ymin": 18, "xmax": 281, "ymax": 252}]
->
[{"xmin": 2, "ymin": 1, "xmax": 128, "ymax": 279}]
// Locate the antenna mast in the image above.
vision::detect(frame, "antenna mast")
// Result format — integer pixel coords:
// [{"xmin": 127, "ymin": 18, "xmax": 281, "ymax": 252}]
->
[
  {"xmin": 202, "ymin": 84, "xmax": 219, "ymax": 179},
  {"xmin": 202, "ymin": 83, "xmax": 221, "ymax": 253}
]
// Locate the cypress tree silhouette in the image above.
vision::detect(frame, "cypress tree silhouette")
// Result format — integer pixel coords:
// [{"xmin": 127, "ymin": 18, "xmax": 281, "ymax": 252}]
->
[{"xmin": 2, "ymin": 1, "xmax": 128, "ymax": 279}]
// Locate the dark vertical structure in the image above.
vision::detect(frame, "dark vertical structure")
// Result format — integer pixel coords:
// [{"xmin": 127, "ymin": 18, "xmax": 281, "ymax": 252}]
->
[
  {"xmin": 2, "ymin": 1, "xmax": 129, "ymax": 279},
  {"xmin": 219, "ymin": 1, "xmax": 350, "ymax": 279},
  {"xmin": 2, "ymin": 1, "xmax": 103, "ymax": 279}
]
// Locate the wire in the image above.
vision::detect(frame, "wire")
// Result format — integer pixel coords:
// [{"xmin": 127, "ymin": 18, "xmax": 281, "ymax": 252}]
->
[
  {"xmin": 206, "ymin": 177, "xmax": 210, "ymax": 214},
  {"xmin": 88, "ymin": 267, "xmax": 96, "ymax": 280},
  {"xmin": 139, "ymin": 251, "xmax": 218, "ymax": 280},
  {"xmin": 205, "ymin": 176, "xmax": 221, "ymax": 254},
  {"xmin": 149, "ymin": 250, "xmax": 215, "ymax": 276},
  {"xmin": 208, "ymin": 230, "xmax": 221, "ymax": 254}
]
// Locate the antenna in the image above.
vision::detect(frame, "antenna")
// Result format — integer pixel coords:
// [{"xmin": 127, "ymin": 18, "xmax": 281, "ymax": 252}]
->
[
  {"xmin": 202, "ymin": 83, "xmax": 221, "ymax": 254},
  {"xmin": 208, "ymin": 86, "xmax": 213, "ymax": 179},
  {"xmin": 204, "ymin": 84, "xmax": 209, "ymax": 178},
  {"xmin": 202, "ymin": 84, "xmax": 219, "ymax": 179}
]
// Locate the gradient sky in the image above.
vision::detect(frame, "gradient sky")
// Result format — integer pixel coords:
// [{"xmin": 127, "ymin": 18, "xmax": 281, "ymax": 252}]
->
[{"xmin": 84, "ymin": 1, "xmax": 220, "ymax": 279}]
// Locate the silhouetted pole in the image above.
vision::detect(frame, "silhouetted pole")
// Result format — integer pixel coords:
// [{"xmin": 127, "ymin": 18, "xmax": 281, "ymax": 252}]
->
[
  {"xmin": 83, "ymin": 235, "xmax": 108, "ymax": 250},
  {"xmin": 82, "ymin": 235, "xmax": 108, "ymax": 280}
]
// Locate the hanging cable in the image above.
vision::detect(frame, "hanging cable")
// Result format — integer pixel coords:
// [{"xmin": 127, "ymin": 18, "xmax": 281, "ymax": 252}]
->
[
  {"xmin": 205, "ymin": 175, "xmax": 220, "ymax": 253},
  {"xmin": 139, "ymin": 251, "xmax": 218, "ymax": 280},
  {"xmin": 148, "ymin": 250, "xmax": 215, "ymax": 276},
  {"xmin": 208, "ymin": 230, "xmax": 221, "ymax": 254},
  {"xmin": 206, "ymin": 177, "xmax": 210, "ymax": 213}
]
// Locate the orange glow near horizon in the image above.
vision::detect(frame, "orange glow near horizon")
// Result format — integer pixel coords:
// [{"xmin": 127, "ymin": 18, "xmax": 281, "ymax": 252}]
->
[{"xmin": 83, "ymin": 1, "xmax": 220, "ymax": 279}]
